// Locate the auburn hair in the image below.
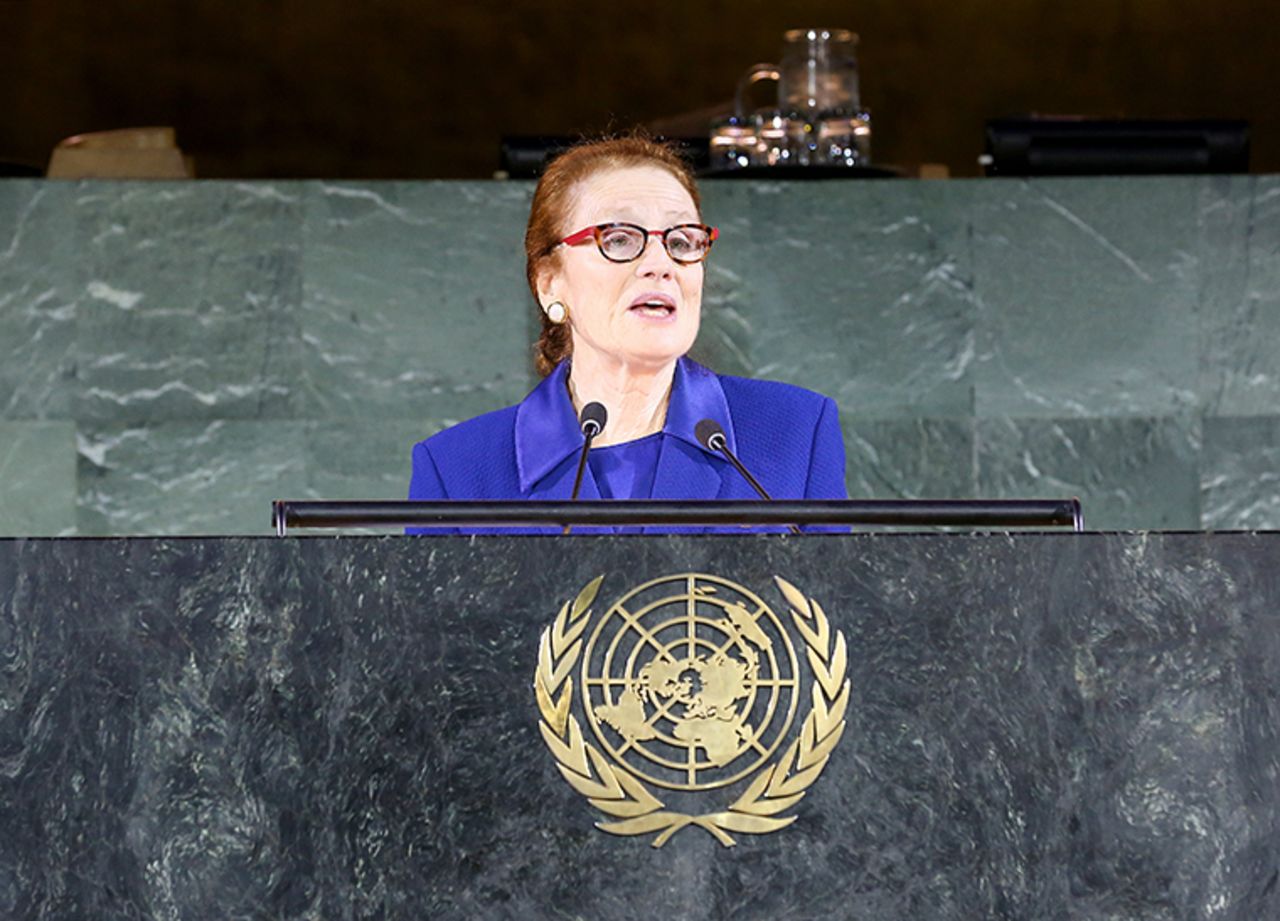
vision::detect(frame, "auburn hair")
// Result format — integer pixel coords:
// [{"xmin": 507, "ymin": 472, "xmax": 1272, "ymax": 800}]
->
[{"xmin": 524, "ymin": 136, "xmax": 702, "ymax": 376}]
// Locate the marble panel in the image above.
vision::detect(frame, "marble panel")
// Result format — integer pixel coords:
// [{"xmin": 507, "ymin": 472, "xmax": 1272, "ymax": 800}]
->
[
  {"xmin": 700, "ymin": 180, "xmax": 978, "ymax": 418},
  {"xmin": 304, "ymin": 418, "xmax": 434, "ymax": 501},
  {"xmin": 975, "ymin": 416, "xmax": 1201, "ymax": 530},
  {"xmin": 1201, "ymin": 415, "xmax": 1280, "ymax": 530},
  {"xmin": 692, "ymin": 182, "xmax": 755, "ymax": 378},
  {"xmin": 74, "ymin": 182, "xmax": 304, "ymax": 423},
  {"xmin": 972, "ymin": 178, "xmax": 1200, "ymax": 418},
  {"xmin": 1198, "ymin": 175, "xmax": 1280, "ymax": 416},
  {"xmin": 841, "ymin": 417, "xmax": 976, "ymax": 500},
  {"xmin": 0, "ymin": 182, "xmax": 76, "ymax": 420},
  {"xmin": 0, "ymin": 535, "xmax": 1277, "ymax": 918},
  {"xmin": 76, "ymin": 421, "xmax": 309, "ymax": 536},
  {"xmin": 300, "ymin": 181, "xmax": 537, "ymax": 419},
  {"xmin": 0, "ymin": 422, "xmax": 76, "ymax": 536}
]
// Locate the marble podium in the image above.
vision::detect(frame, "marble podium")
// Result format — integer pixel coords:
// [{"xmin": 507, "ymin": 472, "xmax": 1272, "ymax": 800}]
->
[{"xmin": 1, "ymin": 533, "xmax": 1277, "ymax": 920}]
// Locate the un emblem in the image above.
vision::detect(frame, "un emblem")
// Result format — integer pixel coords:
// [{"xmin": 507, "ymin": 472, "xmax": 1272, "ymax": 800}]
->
[{"xmin": 534, "ymin": 573, "xmax": 850, "ymax": 847}]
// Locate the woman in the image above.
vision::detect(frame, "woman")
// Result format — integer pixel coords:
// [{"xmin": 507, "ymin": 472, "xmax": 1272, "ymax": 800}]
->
[{"xmin": 409, "ymin": 137, "xmax": 847, "ymax": 525}]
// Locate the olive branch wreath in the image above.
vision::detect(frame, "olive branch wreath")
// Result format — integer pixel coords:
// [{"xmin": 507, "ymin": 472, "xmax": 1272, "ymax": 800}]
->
[{"xmin": 533, "ymin": 574, "xmax": 849, "ymax": 848}]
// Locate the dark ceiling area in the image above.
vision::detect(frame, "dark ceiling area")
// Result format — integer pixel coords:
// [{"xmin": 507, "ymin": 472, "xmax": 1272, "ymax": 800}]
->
[{"xmin": 0, "ymin": 0, "xmax": 1276, "ymax": 179}]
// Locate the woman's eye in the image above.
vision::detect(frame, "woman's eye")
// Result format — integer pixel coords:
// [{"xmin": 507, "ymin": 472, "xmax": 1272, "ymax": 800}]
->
[
  {"xmin": 601, "ymin": 231, "xmax": 635, "ymax": 252},
  {"xmin": 667, "ymin": 234, "xmax": 695, "ymax": 256}
]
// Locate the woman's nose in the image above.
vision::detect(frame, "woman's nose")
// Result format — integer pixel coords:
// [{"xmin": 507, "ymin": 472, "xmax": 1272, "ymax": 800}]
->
[{"xmin": 635, "ymin": 237, "xmax": 675, "ymax": 278}]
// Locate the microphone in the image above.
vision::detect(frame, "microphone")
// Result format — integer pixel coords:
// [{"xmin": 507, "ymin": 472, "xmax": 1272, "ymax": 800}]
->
[
  {"xmin": 566, "ymin": 401, "xmax": 608, "ymax": 532},
  {"xmin": 695, "ymin": 418, "xmax": 801, "ymax": 534},
  {"xmin": 579, "ymin": 401, "xmax": 607, "ymax": 440}
]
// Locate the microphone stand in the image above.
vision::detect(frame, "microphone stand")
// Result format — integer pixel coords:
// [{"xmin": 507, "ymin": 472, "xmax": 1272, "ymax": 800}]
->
[
  {"xmin": 566, "ymin": 402, "xmax": 607, "ymax": 534},
  {"xmin": 697, "ymin": 420, "xmax": 802, "ymax": 535},
  {"xmin": 569, "ymin": 426, "xmax": 600, "ymax": 502}
]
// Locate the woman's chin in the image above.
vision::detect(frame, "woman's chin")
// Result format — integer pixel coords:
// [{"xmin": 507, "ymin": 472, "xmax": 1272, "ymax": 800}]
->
[
  {"xmin": 624, "ymin": 332, "xmax": 696, "ymax": 369},
  {"xmin": 611, "ymin": 346, "xmax": 689, "ymax": 372},
  {"xmin": 577, "ymin": 323, "xmax": 697, "ymax": 372}
]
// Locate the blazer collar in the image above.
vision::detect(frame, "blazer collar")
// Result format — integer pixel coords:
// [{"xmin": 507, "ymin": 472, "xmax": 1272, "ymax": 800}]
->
[
  {"xmin": 514, "ymin": 360, "xmax": 582, "ymax": 494},
  {"xmin": 664, "ymin": 356, "xmax": 737, "ymax": 457},
  {"xmin": 513, "ymin": 356, "xmax": 736, "ymax": 495}
]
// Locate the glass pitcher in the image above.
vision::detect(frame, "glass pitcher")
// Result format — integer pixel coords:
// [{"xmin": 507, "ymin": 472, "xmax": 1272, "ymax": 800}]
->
[{"xmin": 736, "ymin": 28, "xmax": 862, "ymax": 120}]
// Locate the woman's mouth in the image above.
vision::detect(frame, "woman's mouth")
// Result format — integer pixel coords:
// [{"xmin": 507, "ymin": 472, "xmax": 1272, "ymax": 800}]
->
[{"xmin": 628, "ymin": 293, "xmax": 677, "ymax": 318}]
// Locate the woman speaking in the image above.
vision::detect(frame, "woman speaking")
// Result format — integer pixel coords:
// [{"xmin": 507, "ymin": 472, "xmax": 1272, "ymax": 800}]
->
[{"xmin": 408, "ymin": 137, "xmax": 847, "ymax": 519}]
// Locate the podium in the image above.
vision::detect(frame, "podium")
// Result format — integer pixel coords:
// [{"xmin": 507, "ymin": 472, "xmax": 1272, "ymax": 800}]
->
[{"xmin": 1, "ymin": 532, "xmax": 1276, "ymax": 919}]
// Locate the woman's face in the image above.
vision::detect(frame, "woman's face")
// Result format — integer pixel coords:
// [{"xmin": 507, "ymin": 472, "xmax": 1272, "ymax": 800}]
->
[{"xmin": 538, "ymin": 165, "xmax": 704, "ymax": 374}]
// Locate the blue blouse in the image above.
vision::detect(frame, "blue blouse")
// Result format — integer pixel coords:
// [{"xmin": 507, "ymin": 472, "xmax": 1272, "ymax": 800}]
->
[{"xmin": 588, "ymin": 431, "xmax": 663, "ymax": 500}]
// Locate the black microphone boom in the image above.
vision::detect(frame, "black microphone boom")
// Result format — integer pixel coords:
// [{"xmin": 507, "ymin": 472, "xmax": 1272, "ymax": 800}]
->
[
  {"xmin": 695, "ymin": 418, "xmax": 802, "ymax": 534},
  {"xmin": 695, "ymin": 418, "xmax": 771, "ymax": 500},
  {"xmin": 567, "ymin": 402, "xmax": 609, "ymax": 532}
]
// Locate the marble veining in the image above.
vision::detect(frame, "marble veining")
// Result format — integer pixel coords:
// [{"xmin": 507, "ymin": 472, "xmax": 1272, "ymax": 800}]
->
[
  {"xmin": 72, "ymin": 182, "xmax": 304, "ymax": 424},
  {"xmin": 970, "ymin": 178, "xmax": 1201, "ymax": 420},
  {"xmin": 300, "ymin": 182, "xmax": 536, "ymax": 419},
  {"xmin": 1201, "ymin": 415, "xmax": 1280, "ymax": 529},
  {"xmin": 0, "ymin": 182, "xmax": 76, "ymax": 421},
  {"xmin": 1198, "ymin": 175, "xmax": 1280, "ymax": 417}
]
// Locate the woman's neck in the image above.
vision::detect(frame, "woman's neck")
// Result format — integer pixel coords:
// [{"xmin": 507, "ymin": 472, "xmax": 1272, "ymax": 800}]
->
[{"xmin": 566, "ymin": 353, "xmax": 676, "ymax": 447}]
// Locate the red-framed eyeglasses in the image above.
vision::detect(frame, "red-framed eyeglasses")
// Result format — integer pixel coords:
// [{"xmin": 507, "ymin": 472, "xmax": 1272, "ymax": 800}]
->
[{"xmin": 558, "ymin": 222, "xmax": 719, "ymax": 265}]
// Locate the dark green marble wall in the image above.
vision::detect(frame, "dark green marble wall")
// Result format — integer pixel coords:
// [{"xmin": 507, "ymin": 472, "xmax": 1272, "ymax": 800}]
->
[{"xmin": 1, "ymin": 176, "xmax": 1277, "ymax": 535}]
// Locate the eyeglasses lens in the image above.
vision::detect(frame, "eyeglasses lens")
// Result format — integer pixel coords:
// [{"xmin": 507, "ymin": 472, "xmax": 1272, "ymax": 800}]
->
[
  {"xmin": 665, "ymin": 227, "xmax": 710, "ymax": 263},
  {"xmin": 598, "ymin": 226, "xmax": 645, "ymax": 261}
]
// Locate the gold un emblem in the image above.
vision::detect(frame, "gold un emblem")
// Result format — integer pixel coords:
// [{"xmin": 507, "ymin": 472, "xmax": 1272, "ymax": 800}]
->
[{"xmin": 534, "ymin": 572, "xmax": 850, "ymax": 847}]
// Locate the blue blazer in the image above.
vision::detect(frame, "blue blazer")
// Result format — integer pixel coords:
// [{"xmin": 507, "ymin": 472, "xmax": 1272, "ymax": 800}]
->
[{"xmin": 409, "ymin": 357, "xmax": 847, "ymax": 530}]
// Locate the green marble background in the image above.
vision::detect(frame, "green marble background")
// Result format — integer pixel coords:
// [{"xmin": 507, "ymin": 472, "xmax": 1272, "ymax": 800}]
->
[{"xmin": 0, "ymin": 176, "xmax": 1276, "ymax": 535}]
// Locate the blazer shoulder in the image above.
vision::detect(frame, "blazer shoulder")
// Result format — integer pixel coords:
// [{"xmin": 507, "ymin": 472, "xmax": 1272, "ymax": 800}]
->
[
  {"xmin": 413, "ymin": 404, "xmax": 519, "ymax": 484},
  {"xmin": 717, "ymin": 373, "xmax": 837, "ymax": 426},
  {"xmin": 715, "ymin": 372, "xmax": 846, "ymax": 500}
]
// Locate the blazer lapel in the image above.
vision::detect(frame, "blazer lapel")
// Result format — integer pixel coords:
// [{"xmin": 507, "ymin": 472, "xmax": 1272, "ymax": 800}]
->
[
  {"xmin": 515, "ymin": 361, "xmax": 584, "ymax": 498},
  {"xmin": 650, "ymin": 436, "xmax": 727, "ymax": 501},
  {"xmin": 524, "ymin": 455, "xmax": 603, "ymax": 502},
  {"xmin": 514, "ymin": 363, "xmax": 607, "ymax": 525},
  {"xmin": 646, "ymin": 358, "xmax": 736, "ymax": 530}
]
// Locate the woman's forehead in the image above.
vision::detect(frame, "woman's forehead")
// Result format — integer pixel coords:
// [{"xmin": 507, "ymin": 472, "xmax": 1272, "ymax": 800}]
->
[{"xmin": 569, "ymin": 166, "xmax": 698, "ymax": 225}]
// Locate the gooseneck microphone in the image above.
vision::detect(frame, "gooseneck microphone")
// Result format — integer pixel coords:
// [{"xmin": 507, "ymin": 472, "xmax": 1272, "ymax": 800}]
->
[
  {"xmin": 566, "ymin": 401, "xmax": 608, "ymax": 533},
  {"xmin": 695, "ymin": 418, "xmax": 801, "ymax": 535}
]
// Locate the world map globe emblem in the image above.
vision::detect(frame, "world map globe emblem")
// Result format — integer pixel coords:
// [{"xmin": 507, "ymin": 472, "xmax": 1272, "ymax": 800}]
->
[{"xmin": 581, "ymin": 573, "xmax": 801, "ymax": 791}]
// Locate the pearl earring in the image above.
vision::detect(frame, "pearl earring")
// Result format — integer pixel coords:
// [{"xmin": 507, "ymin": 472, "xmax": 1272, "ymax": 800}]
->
[{"xmin": 545, "ymin": 301, "xmax": 568, "ymax": 324}]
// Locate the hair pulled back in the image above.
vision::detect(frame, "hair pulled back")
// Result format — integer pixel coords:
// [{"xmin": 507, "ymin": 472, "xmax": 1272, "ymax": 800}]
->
[{"xmin": 524, "ymin": 136, "xmax": 702, "ymax": 377}]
